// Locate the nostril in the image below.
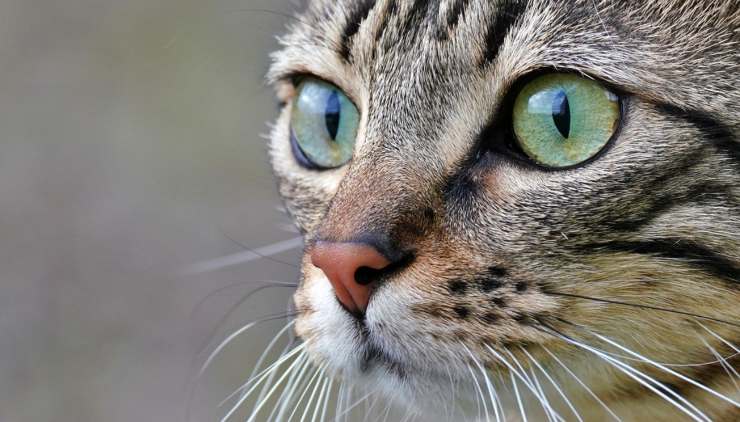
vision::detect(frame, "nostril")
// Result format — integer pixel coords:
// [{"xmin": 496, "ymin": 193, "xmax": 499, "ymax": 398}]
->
[
  {"xmin": 354, "ymin": 252, "xmax": 416, "ymax": 286},
  {"xmin": 355, "ymin": 266, "xmax": 381, "ymax": 286},
  {"xmin": 310, "ymin": 240, "xmax": 414, "ymax": 313}
]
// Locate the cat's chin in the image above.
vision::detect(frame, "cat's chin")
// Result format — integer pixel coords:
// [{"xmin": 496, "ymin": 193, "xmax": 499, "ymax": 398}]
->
[{"xmin": 295, "ymin": 275, "xmax": 486, "ymax": 419}]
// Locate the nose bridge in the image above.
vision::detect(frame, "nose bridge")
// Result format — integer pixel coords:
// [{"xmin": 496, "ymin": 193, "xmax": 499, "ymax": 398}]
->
[
  {"xmin": 317, "ymin": 156, "xmax": 431, "ymax": 246},
  {"xmin": 316, "ymin": 77, "xmax": 449, "ymax": 245}
]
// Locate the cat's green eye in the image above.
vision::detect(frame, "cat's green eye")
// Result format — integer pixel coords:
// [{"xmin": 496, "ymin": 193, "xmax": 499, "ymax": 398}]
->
[
  {"xmin": 290, "ymin": 78, "xmax": 359, "ymax": 169},
  {"xmin": 512, "ymin": 73, "xmax": 620, "ymax": 168}
]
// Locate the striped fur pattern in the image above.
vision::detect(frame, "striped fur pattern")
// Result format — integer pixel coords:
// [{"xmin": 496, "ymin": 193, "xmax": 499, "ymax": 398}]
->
[{"xmin": 262, "ymin": 1, "xmax": 740, "ymax": 420}]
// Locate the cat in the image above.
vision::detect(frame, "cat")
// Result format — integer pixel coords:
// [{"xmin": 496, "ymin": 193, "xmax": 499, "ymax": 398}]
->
[{"xmin": 236, "ymin": 0, "xmax": 739, "ymax": 420}]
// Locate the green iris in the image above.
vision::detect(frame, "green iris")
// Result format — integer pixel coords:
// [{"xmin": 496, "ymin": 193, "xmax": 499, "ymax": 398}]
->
[
  {"xmin": 512, "ymin": 73, "xmax": 620, "ymax": 168},
  {"xmin": 290, "ymin": 78, "xmax": 359, "ymax": 169}
]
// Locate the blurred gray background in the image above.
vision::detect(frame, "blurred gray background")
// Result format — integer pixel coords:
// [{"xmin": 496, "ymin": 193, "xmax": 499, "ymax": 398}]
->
[{"xmin": 0, "ymin": 0, "xmax": 301, "ymax": 420}]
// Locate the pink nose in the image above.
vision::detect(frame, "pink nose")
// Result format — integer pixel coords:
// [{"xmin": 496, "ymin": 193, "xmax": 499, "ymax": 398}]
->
[{"xmin": 310, "ymin": 241, "xmax": 391, "ymax": 314}]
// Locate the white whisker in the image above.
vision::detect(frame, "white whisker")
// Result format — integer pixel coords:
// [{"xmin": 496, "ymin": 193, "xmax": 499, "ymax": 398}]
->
[
  {"xmin": 270, "ymin": 352, "xmax": 313, "ymax": 421},
  {"xmin": 287, "ymin": 364, "xmax": 325, "ymax": 422},
  {"xmin": 201, "ymin": 319, "xmax": 295, "ymax": 378},
  {"xmin": 220, "ymin": 346, "xmax": 305, "ymax": 422},
  {"xmin": 333, "ymin": 381, "xmax": 346, "ymax": 422},
  {"xmin": 499, "ymin": 347, "xmax": 563, "ymax": 421},
  {"xmin": 319, "ymin": 377, "xmax": 334, "ymax": 422},
  {"xmin": 463, "ymin": 355, "xmax": 490, "ymax": 422},
  {"xmin": 462, "ymin": 344, "xmax": 496, "ymax": 422},
  {"xmin": 182, "ymin": 236, "xmax": 303, "ymax": 275},
  {"xmin": 309, "ymin": 375, "xmax": 331, "ymax": 422},
  {"xmin": 546, "ymin": 329, "xmax": 709, "ymax": 422},
  {"xmin": 299, "ymin": 367, "xmax": 328, "ymax": 422},
  {"xmin": 250, "ymin": 324, "xmax": 298, "ymax": 406},
  {"xmin": 380, "ymin": 401, "xmax": 393, "ymax": 422},
  {"xmin": 286, "ymin": 367, "xmax": 321, "ymax": 421},
  {"xmin": 541, "ymin": 345, "xmax": 622, "ymax": 422},
  {"xmin": 587, "ymin": 329, "xmax": 740, "ymax": 408},
  {"xmin": 362, "ymin": 393, "xmax": 380, "ymax": 422},
  {"xmin": 521, "ymin": 347, "xmax": 583, "ymax": 422},
  {"xmin": 335, "ymin": 389, "xmax": 374, "ymax": 420},
  {"xmin": 510, "ymin": 371, "xmax": 528, "ymax": 422},
  {"xmin": 219, "ymin": 343, "xmax": 305, "ymax": 408},
  {"xmin": 526, "ymin": 365, "xmax": 560, "ymax": 422},
  {"xmin": 244, "ymin": 351, "xmax": 309, "ymax": 422},
  {"xmin": 266, "ymin": 359, "xmax": 309, "ymax": 421},
  {"xmin": 697, "ymin": 321, "xmax": 740, "ymax": 354},
  {"xmin": 699, "ymin": 335, "xmax": 740, "ymax": 393}
]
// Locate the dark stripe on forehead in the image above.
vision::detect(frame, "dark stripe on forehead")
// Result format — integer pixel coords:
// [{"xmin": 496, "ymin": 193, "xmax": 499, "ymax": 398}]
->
[
  {"xmin": 374, "ymin": 0, "xmax": 398, "ymax": 43},
  {"xmin": 582, "ymin": 239, "xmax": 740, "ymax": 286},
  {"xmin": 437, "ymin": 0, "xmax": 472, "ymax": 40},
  {"xmin": 480, "ymin": 0, "xmax": 529, "ymax": 67},
  {"xmin": 339, "ymin": 0, "xmax": 378, "ymax": 61},
  {"xmin": 400, "ymin": 0, "xmax": 441, "ymax": 36}
]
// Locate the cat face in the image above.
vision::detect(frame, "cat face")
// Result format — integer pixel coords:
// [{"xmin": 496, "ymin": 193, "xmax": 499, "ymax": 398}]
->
[{"xmin": 268, "ymin": 0, "xmax": 739, "ymax": 418}]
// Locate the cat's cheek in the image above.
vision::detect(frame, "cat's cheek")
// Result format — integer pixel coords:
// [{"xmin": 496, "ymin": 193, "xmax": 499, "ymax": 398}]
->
[{"xmin": 268, "ymin": 113, "xmax": 349, "ymax": 233}]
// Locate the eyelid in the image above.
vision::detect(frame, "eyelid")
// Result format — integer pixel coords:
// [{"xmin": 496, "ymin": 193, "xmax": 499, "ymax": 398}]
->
[{"xmin": 282, "ymin": 73, "xmax": 363, "ymax": 113}]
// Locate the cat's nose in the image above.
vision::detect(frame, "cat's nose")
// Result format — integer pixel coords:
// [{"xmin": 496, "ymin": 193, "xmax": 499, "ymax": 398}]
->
[{"xmin": 310, "ymin": 241, "xmax": 392, "ymax": 315}]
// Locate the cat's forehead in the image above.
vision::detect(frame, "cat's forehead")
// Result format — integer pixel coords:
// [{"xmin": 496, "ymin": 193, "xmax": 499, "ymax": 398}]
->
[{"xmin": 270, "ymin": 0, "xmax": 735, "ymax": 117}]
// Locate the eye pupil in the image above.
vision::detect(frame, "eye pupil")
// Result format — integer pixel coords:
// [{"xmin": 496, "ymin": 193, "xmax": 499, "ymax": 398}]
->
[
  {"xmin": 325, "ymin": 91, "xmax": 341, "ymax": 140},
  {"xmin": 551, "ymin": 90, "xmax": 570, "ymax": 139}
]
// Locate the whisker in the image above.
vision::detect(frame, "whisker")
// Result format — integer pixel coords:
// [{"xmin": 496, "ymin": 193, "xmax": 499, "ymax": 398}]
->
[
  {"xmin": 502, "ymin": 347, "xmax": 562, "ymax": 421},
  {"xmin": 319, "ymin": 377, "xmax": 334, "ymax": 422},
  {"xmin": 286, "ymin": 366, "xmax": 323, "ymax": 421},
  {"xmin": 221, "ymin": 345, "xmax": 305, "ymax": 421},
  {"xmin": 181, "ymin": 236, "xmax": 303, "ymax": 275},
  {"xmin": 462, "ymin": 344, "xmax": 497, "ymax": 422},
  {"xmin": 544, "ymin": 291, "xmax": 740, "ymax": 328},
  {"xmin": 333, "ymin": 380, "xmax": 345, "ymax": 422},
  {"xmin": 275, "ymin": 357, "xmax": 316, "ymax": 421},
  {"xmin": 300, "ymin": 367, "xmax": 328, "ymax": 422},
  {"xmin": 541, "ymin": 345, "xmax": 622, "ymax": 422},
  {"xmin": 199, "ymin": 316, "xmax": 296, "ymax": 377},
  {"xmin": 190, "ymin": 281, "xmax": 297, "ymax": 320},
  {"xmin": 248, "ymin": 323, "xmax": 299, "ymax": 405},
  {"xmin": 462, "ymin": 358, "xmax": 488, "ymax": 422},
  {"xmin": 443, "ymin": 364, "xmax": 458, "ymax": 421},
  {"xmin": 520, "ymin": 346, "xmax": 584, "ymax": 422},
  {"xmin": 219, "ymin": 342, "xmax": 304, "ymax": 408},
  {"xmin": 309, "ymin": 375, "xmax": 331, "ymax": 422},
  {"xmin": 362, "ymin": 394, "xmax": 380, "ymax": 422},
  {"xmin": 526, "ymin": 366, "xmax": 557, "ymax": 422},
  {"xmin": 196, "ymin": 284, "xmax": 296, "ymax": 360},
  {"xmin": 698, "ymin": 335, "xmax": 740, "ymax": 394},
  {"xmin": 266, "ymin": 352, "xmax": 312, "ymax": 421},
  {"xmin": 485, "ymin": 345, "xmax": 560, "ymax": 421},
  {"xmin": 244, "ymin": 350, "xmax": 309, "ymax": 422},
  {"xmin": 335, "ymin": 389, "xmax": 374, "ymax": 420},
  {"xmin": 380, "ymin": 399, "xmax": 393, "ymax": 422},
  {"xmin": 575, "ymin": 324, "xmax": 740, "ymax": 408},
  {"xmin": 220, "ymin": 229, "xmax": 300, "ymax": 269},
  {"xmin": 510, "ymin": 371, "xmax": 528, "ymax": 422},
  {"xmin": 539, "ymin": 324, "xmax": 710, "ymax": 422},
  {"xmin": 287, "ymin": 364, "xmax": 325, "ymax": 422},
  {"xmin": 697, "ymin": 321, "xmax": 740, "ymax": 354}
]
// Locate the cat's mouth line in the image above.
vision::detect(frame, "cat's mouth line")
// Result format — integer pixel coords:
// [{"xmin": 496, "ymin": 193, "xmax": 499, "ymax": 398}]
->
[
  {"xmin": 345, "ymin": 315, "xmax": 409, "ymax": 379},
  {"xmin": 359, "ymin": 338, "xmax": 408, "ymax": 379}
]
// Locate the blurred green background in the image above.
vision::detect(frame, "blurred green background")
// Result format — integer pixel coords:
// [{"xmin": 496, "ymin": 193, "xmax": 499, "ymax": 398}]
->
[{"xmin": 0, "ymin": 0, "xmax": 300, "ymax": 420}]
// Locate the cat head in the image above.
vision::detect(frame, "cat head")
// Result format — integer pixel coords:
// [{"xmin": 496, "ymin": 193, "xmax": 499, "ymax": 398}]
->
[{"xmin": 267, "ymin": 0, "xmax": 739, "ymax": 417}]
